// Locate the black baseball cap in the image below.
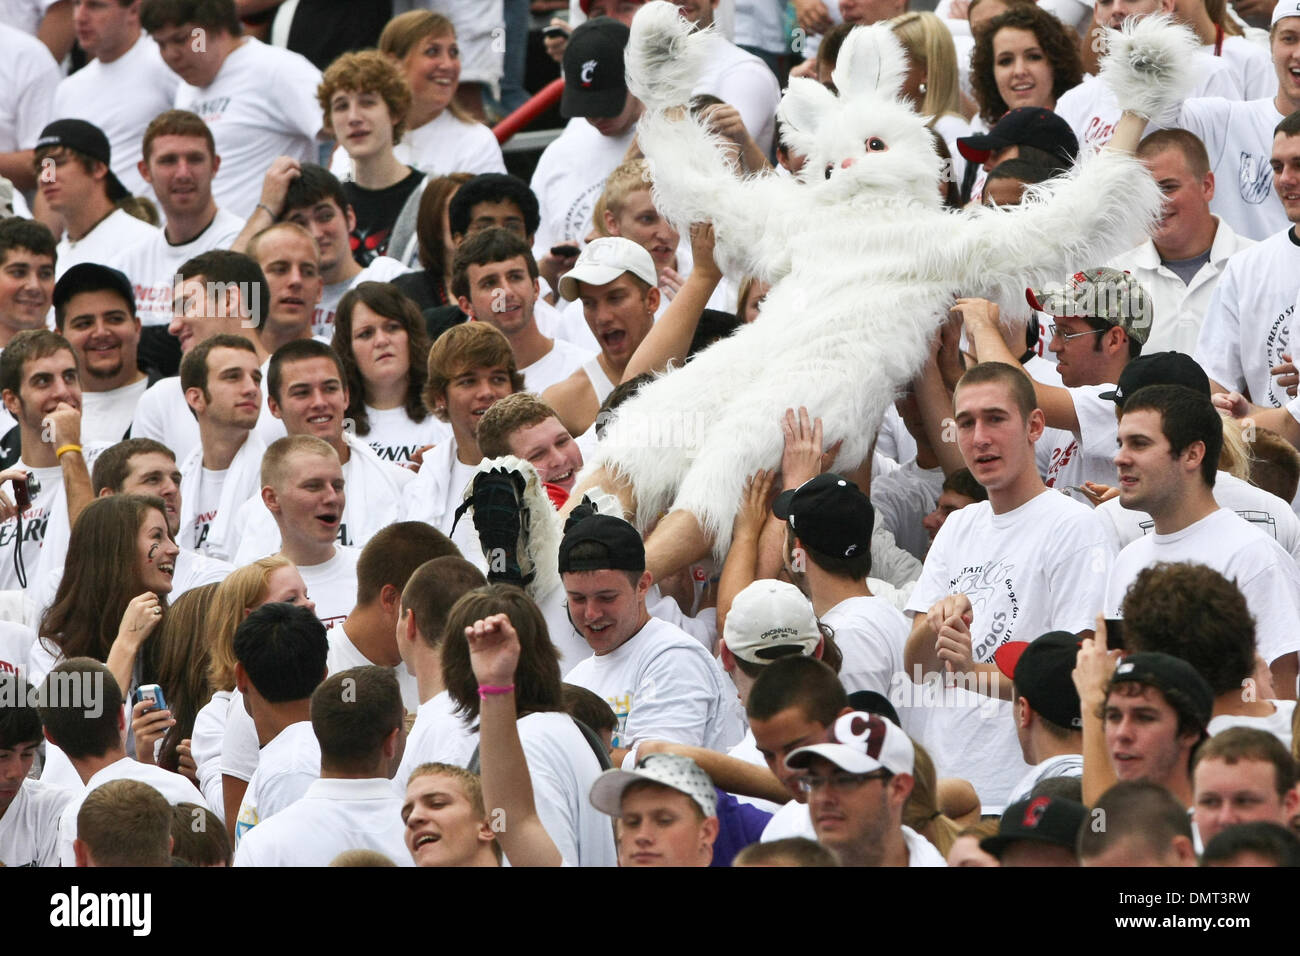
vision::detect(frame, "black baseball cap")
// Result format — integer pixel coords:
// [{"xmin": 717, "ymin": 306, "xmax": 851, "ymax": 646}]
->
[
  {"xmin": 558, "ymin": 513, "xmax": 645, "ymax": 574},
  {"xmin": 773, "ymin": 473, "xmax": 874, "ymax": 560},
  {"xmin": 561, "ymin": 18, "xmax": 630, "ymax": 119},
  {"xmin": 993, "ymin": 631, "xmax": 1083, "ymax": 729},
  {"xmin": 35, "ymin": 119, "xmax": 130, "ymax": 202},
  {"xmin": 980, "ymin": 796, "xmax": 1088, "ymax": 858},
  {"xmin": 1108, "ymin": 651, "xmax": 1214, "ymax": 731},
  {"xmin": 1099, "ymin": 351, "xmax": 1211, "ymax": 407},
  {"xmin": 53, "ymin": 263, "xmax": 137, "ymax": 322},
  {"xmin": 956, "ymin": 107, "xmax": 1078, "ymax": 167}
]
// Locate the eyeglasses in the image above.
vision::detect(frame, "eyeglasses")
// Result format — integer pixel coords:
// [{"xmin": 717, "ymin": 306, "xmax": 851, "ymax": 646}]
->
[
  {"xmin": 1046, "ymin": 323, "xmax": 1107, "ymax": 343},
  {"xmin": 796, "ymin": 770, "xmax": 892, "ymax": 794}
]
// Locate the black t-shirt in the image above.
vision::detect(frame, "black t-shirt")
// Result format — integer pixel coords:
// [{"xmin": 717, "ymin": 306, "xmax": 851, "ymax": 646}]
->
[
  {"xmin": 344, "ymin": 167, "xmax": 423, "ymax": 266},
  {"xmin": 285, "ymin": 0, "xmax": 393, "ymax": 71}
]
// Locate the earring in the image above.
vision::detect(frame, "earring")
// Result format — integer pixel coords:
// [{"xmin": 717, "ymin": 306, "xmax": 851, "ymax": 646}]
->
[{"xmin": 919, "ymin": 82, "xmax": 927, "ymax": 95}]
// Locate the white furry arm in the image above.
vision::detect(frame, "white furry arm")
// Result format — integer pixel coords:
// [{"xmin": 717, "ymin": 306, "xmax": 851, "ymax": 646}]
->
[{"xmin": 943, "ymin": 149, "xmax": 1163, "ymax": 307}]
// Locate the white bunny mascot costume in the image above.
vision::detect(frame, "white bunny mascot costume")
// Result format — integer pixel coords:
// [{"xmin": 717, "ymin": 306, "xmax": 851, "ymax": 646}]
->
[{"xmin": 572, "ymin": 3, "xmax": 1198, "ymax": 569}]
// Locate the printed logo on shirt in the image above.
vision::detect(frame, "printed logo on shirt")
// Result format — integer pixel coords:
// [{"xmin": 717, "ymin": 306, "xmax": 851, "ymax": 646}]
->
[
  {"xmin": 606, "ymin": 691, "xmax": 631, "ymax": 749},
  {"xmin": 192, "ymin": 510, "xmax": 216, "ymax": 550},
  {"xmin": 1043, "ymin": 440, "xmax": 1079, "ymax": 487},
  {"xmin": 1263, "ymin": 307, "xmax": 1292, "ymax": 407},
  {"xmin": 191, "ymin": 96, "xmax": 231, "ymax": 123},
  {"xmin": 0, "ymin": 506, "xmax": 49, "ymax": 547},
  {"xmin": 1239, "ymin": 151, "xmax": 1274, "ymax": 205},
  {"xmin": 1080, "ymin": 115, "xmax": 1117, "ymax": 150},
  {"xmin": 317, "ymin": 613, "xmax": 348, "ymax": 630},
  {"xmin": 947, "ymin": 558, "xmax": 1021, "ymax": 661},
  {"xmin": 563, "ymin": 182, "xmax": 606, "ymax": 248},
  {"xmin": 369, "ymin": 442, "xmax": 423, "ymax": 464},
  {"xmin": 312, "ymin": 304, "xmax": 336, "ymax": 339},
  {"xmin": 336, "ymin": 522, "xmax": 351, "ymax": 547}
]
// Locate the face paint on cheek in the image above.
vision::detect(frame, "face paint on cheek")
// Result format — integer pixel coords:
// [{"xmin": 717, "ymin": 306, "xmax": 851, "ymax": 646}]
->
[{"xmin": 147, "ymin": 544, "xmax": 159, "ymax": 562}]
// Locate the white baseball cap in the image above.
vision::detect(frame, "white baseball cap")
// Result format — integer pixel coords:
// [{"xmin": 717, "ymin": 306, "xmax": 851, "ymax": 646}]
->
[
  {"xmin": 785, "ymin": 712, "xmax": 915, "ymax": 776},
  {"xmin": 557, "ymin": 236, "xmax": 657, "ymax": 301},
  {"xmin": 1272, "ymin": 0, "xmax": 1300, "ymax": 27},
  {"xmin": 723, "ymin": 580, "xmax": 822, "ymax": 664},
  {"xmin": 589, "ymin": 753, "xmax": 718, "ymax": 818}
]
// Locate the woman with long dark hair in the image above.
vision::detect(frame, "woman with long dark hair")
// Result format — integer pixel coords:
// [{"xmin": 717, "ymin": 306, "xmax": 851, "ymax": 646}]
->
[{"xmin": 333, "ymin": 281, "xmax": 450, "ymax": 465}]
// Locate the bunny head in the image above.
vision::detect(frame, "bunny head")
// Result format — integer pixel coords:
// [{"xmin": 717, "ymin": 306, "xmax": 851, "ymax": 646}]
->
[{"xmin": 777, "ymin": 25, "xmax": 944, "ymax": 207}]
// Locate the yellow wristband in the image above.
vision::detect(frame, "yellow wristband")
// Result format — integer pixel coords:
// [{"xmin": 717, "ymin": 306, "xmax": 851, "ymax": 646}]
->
[{"xmin": 55, "ymin": 443, "xmax": 82, "ymax": 459}]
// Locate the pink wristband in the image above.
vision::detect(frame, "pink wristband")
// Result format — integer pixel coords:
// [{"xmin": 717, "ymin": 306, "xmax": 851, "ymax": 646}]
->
[{"xmin": 477, "ymin": 684, "xmax": 515, "ymax": 699}]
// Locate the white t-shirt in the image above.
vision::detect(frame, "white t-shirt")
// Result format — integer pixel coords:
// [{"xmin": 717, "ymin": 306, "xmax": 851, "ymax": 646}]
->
[
  {"xmin": 1195, "ymin": 225, "xmax": 1300, "ymax": 406},
  {"xmin": 174, "ymin": 38, "xmax": 322, "ymax": 220},
  {"xmin": 905, "ymin": 491, "xmax": 1113, "ymax": 813},
  {"xmin": 218, "ymin": 689, "xmax": 259, "ymax": 784},
  {"xmin": 0, "ymin": 776, "xmax": 72, "ymax": 868},
  {"xmin": 1041, "ymin": 384, "xmax": 1122, "ymax": 498},
  {"xmin": 0, "ymin": 461, "xmax": 67, "ymax": 592},
  {"xmin": 297, "ymin": 547, "xmax": 361, "ymax": 630},
  {"xmin": 1207, "ymin": 699, "xmax": 1297, "ymax": 752},
  {"xmin": 1056, "ymin": 62, "xmax": 1241, "ymax": 154},
  {"xmin": 1005, "ymin": 752, "xmax": 1084, "ymax": 806},
  {"xmin": 332, "ymin": 108, "xmax": 506, "ymax": 182},
  {"xmin": 131, "ymin": 377, "xmax": 200, "ymax": 462},
  {"xmin": 314, "ymin": 256, "xmax": 410, "ymax": 340},
  {"xmin": 821, "ymin": 595, "xmax": 911, "ymax": 698},
  {"xmin": 1175, "ymin": 97, "xmax": 1290, "ymax": 242},
  {"xmin": 233, "ymin": 776, "xmax": 412, "ymax": 867},
  {"xmin": 693, "ymin": 34, "xmax": 781, "ymax": 156},
  {"xmin": 361, "ymin": 404, "xmax": 451, "ymax": 467},
  {"xmin": 1106, "ymin": 218, "xmax": 1256, "ymax": 356},
  {"xmin": 55, "ymin": 210, "xmax": 159, "ymax": 280},
  {"xmin": 734, "ymin": 0, "xmax": 786, "ymax": 53},
  {"xmin": 1211, "ymin": 36, "xmax": 1277, "ymax": 102},
  {"xmin": 0, "ymin": 620, "xmax": 34, "ymax": 680},
  {"xmin": 758, "ymin": 800, "xmax": 947, "ymax": 865},
  {"xmin": 0, "ymin": 0, "xmax": 59, "ymax": 38},
  {"xmin": 394, "ymin": 689, "xmax": 479, "ymax": 791},
  {"xmin": 530, "ymin": 119, "xmax": 636, "ymax": 255},
  {"xmin": 189, "ymin": 466, "xmax": 228, "ymax": 557},
  {"xmin": 325, "ymin": 621, "xmax": 419, "ymax": 713},
  {"xmin": 870, "ymin": 460, "xmax": 944, "ymax": 561},
  {"xmin": 514, "ymin": 711, "xmax": 618, "ymax": 868},
  {"xmin": 191, "ymin": 688, "xmax": 234, "ymax": 820},
  {"xmin": 57, "ymin": 756, "xmax": 206, "ymax": 865},
  {"xmin": 401, "ymin": 437, "xmax": 482, "ymax": 564},
  {"xmin": 520, "ymin": 337, "xmax": 596, "ymax": 395},
  {"xmin": 108, "ymin": 209, "xmax": 247, "ymax": 326},
  {"xmin": 1106, "ymin": 508, "xmax": 1300, "ymax": 666},
  {"xmin": 52, "ymin": 33, "xmax": 180, "ymax": 198},
  {"xmin": 234, "ymin": 720, "xmax": 320, "ymax": 845},
  {"xmin": 80, "ymin": 378, "xmax": 151, "ymax": 445},
  {"xmin": 0, "ymin": 22, "xmax": 58, "ymax": 153},
  {"xmin": 1094, "ymin": 470, "xmax": 1300, "ymax": 562},
  {"xmin": 563, "ymin": 616, "xmax": 741, "ymax": 754}
]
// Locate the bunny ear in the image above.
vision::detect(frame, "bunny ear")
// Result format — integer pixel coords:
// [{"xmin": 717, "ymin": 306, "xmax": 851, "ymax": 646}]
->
[
  {"xmin": 777, "ymin": 77, "xmax": 838, "ymax": 155},
  {"xmin": 831, "ymin": 24, "xmax": 909, "ymax": 102}
]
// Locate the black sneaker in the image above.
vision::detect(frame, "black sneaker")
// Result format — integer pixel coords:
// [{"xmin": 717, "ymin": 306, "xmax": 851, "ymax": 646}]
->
[{"xmin": 464, "ymin": 467, "xmax": 530, "ymax": 587}]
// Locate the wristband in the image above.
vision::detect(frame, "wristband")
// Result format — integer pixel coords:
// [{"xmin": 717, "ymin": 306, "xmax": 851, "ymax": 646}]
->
[
  {"xmin": 55, "ymin": 444, "xmax": 82, "ymax": 459},
  {"xmin": 477, "ymin": 684, "xmax": 515, "ymax": 699},
  {"xmin": 256, "ymin": 202, "xmax": 276, "ymax": 219}
]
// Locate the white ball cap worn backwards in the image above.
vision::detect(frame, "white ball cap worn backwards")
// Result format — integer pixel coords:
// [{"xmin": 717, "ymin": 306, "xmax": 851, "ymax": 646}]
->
[
  {"xmin": 785, "ymin": 711, "xmax": 915, "ymax": 776},
  {"xmin": 557, "ymin": 236, "xmax": 658, "ymax": 302},
  {"xmin": 589, "ymin": 752, "xmax": 718, "ymax": 819},
  {"xmin": 1273, "ymin": 0, "xmax": 1300, "ymax": 26},
  {"xmin": 723, "ymin": 580, "xmax": 822, "ymax": 665}
]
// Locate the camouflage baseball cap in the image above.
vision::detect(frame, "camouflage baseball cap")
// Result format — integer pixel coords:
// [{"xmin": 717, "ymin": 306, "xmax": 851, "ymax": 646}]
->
[{"xmin": 1026, "ymin": 267, "xmax": 1152, "ymax": 345}]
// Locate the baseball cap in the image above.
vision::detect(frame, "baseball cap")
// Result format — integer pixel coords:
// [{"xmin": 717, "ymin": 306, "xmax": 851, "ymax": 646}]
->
[
  {"xmin": 785, "ymin": 711, "xmax": 915, "ymax": 776},
  {"xmin": 561, "ymin": 18, "xmax": 630, "ymax": 120},
  {"xmin": 1099, "ymin": 351, "xmax": 1211, "ymax": 407},
  {"xmin": 1272, "ymin": 0, "xmax": 1300, "ymax": 26},
  {"xmin": 723, "ymin": 580, "xmax": 822, "ymax": 664},
  {"xmin": 980, "ymin": 795, "xmax": 1088, "ymax": 858},
  {"xmin": 52, "ymin": 263, "xmax": 136, "ymax": 319},
  {"xmin": 589, "ymin": 752, "xmax": 718, "ymax": 818},
  {"xmin": 1108, "ymin": 651, "xmax": 1214, "ymax": 731},
  {"xmin": 772, "ymin": 473, "xmax": 874, "ymax": 561},
  {"xmin": 558, "ymin": 513, "xmax": 645, "ymax": 574},
  {"xmin": 1026, "ymin": 267, "xmax": 1153, "ymax": 346},
  {"xmin": 557, "ymin": 237, "xmax": 658, "ymax": 301},
  {"xmin": 956, "ymin": 107, "xmax": 1078, "ymax": 166},
  {"xmin": 35, "ymin": 119, "xmax": 130, "ymax": 203},
  {"xmin": 993, "ymin": 631, "xmax": 1083, "ymax": 729}
]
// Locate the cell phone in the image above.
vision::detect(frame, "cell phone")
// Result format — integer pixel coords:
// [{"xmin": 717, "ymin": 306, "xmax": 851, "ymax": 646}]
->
[
  {"xmin": 11, "ymin": 474, "xmax": 29, "ymax": 512},
  {"xmin": 543, "ymin": 25, "xmax": 568, "ymax": 39},
  {"xmin": 550, "ymin": 244, "xmax": 581, "ymax": 258},
  {"xmin": 1102, "ymin": 618, "xmax": 1125, "ymax": 650},
  {"xmin": 133, "ymin": 684, "xmax": 168, "ymax": 714}
]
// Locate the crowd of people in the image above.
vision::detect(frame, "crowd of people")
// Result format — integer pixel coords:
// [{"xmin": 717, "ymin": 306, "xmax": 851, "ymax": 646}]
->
[{"xmin": 1, "ymin": 0, "xmax": 1300, "ymax": 869}]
